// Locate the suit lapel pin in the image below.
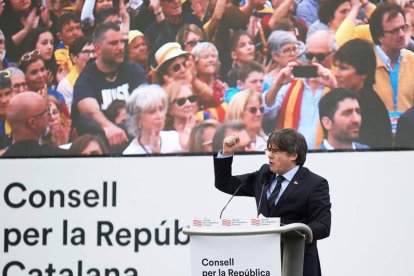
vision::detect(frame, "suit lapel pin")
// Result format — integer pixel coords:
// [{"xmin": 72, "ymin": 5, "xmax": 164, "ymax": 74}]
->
[{"xmin": 294, "ymin": 181, "xmax": 299, "ymax": 185}]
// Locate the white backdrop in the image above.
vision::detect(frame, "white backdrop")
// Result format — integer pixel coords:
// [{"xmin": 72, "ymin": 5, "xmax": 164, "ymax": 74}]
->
[{"xmin": 1, "ymin": 151, "xmax": 413, "ymax": 276}]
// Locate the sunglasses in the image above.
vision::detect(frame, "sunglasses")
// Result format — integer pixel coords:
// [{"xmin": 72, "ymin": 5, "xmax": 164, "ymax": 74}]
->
[
  {"xmin": 21, "ymin": 49, "xmax": 40, "ymax": 62},
  {"xmin": 171, "ymin": 61, "xmax": 187, "ymax": 73},
  {"xmin": 246, "ymin": 106, "xmax": 264, "ymax": 114},
  {"xmin": 80, "ymin": 49, "xmax": 95, "ymax": 56},
  {"xmin": 183, "ymin": 39, "xmax": 205, "ymax": 48},
  {"xmin": 305, "ymin": 51, "xmax": 333, "ymax": 62},
  {"xmin": 31, "ymin": 106, "xmax": 50, "ymax": 120},
  {"xmin": 383, "ymin": 24, "xmax": 410, "ymax": 36},
  {"xmin": 12, "ymin": 82, "xmax": 28, "ymax": 90},
  {"xmin": 0, "ymin": 70, "xmax": 11, "ymax": 79},
  {"xmin": 174, "ymin": 95, "xmax": 197, "ymax": 106}
]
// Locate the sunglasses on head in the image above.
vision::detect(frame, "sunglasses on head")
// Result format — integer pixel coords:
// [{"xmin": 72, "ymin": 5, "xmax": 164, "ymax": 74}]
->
[
  {"xmin": 246, "ymin": 106, "xmax": 264, "ymax": 114},
  {"xmin": 0, "ymin": 70, "xmax": 11, "ymax": 79},
  {"xmin": 174, "ymin": 95, "xmax": 197, "ymax": 106},
  {"xmin": 305, "ymin": 51, "xmax": 332, "ymax": 62},
  {"xmin": 21, "ymin": 49, "xmax": 40, "ymax": 62}
]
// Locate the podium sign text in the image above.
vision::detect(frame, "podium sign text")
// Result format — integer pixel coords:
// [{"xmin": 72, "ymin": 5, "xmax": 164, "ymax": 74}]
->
[{"xmin": 188, "ymin": 218, "xmax": 281, "ymax": 276}]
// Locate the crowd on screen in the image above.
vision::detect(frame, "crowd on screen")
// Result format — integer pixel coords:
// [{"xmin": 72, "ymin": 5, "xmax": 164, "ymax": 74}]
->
[{"xmin": 0, "ymin": 0, "xmax": 414, "ymax": 157}]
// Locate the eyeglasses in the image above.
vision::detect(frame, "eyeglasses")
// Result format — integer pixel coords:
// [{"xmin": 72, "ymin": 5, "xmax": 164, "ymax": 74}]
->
[
  {"xmin": 80, "ymin": 49, "xmax": 95, "ymax": 56},
  {"xmin": 31, "ymin": 106, "xmax": 50, "ymax": 120},
  {"xmin": 21, "ymin": 49, "xmax": 40, "ymax": 62},
  {"xmin": 264, "ymin": 147, "xmax": 284, "ymax": 155},
  {"xmin": 0, "ymin": 70, "xmax": 11, "ymax": 79},
  {"xmin": 12, "ymin": 82, "xmax": 28, "ymax": 91},
  {"xmin": 246, "ymin": 106, "xmax": 264, "ymax": 114},
  {"xmin": 171, "ymin": 61, "xmax": 187, "ymax": 73},
  {"xmin": 305, "ymin": 51, "xmax": 333, "ymax": 62},
  {"xmin": 280, "ymin": 46, "xmax": 300, "ymax": 56},
  {"xmin": 405, "ymin": 0, "xmax": 414, "ymax": 8},
  {"xmin": 183, "ymin": 39, "xmax": 205, "ymax": 48},
  {"xmin": 383, "ymin": 24, "xmax": 410, "ymax": 36},
  {"xmin": 174, "ymin": 95, "xmax": 197, "ymax": 106}
]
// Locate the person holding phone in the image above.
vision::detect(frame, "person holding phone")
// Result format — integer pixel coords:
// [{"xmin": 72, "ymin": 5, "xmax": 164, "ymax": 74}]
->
[{"xmin": 262, "ymin": 30, "xmax": 337, "ymax": 150}]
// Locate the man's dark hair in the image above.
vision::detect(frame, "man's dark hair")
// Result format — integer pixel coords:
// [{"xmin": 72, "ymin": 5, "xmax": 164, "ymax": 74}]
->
[
  {"xmin": 318, "ymin": 0, "xmax": 351, "ymax": 25},
  {"xmin": 369, "ymin": 2, "xmax": 405, "ymax": 45},
  {"xmin": 93, "ymin": 22, "xmax": 120, "ymax": 43},
  {"xmin": 70, "ymin": 36, "xmax": 92, "ymax": 56},
  {"xmin": 104, "ymin": 100, "xmax": 126, "ymax": 124},
  {"xmin": 95, "ymin": 8, "xmax": 119, "ymax": 26},
  {"xmin": 212, "ymin": 120, "xmax": 246, "ymax": 152},
  {"xmin": 267, "ymin": 129, "xmax": 307, "ymax": 166},
  {"xmin": 23, "ymin": 27, "xmax": 51, "ymax": 54},
  {"xmin": 319, "ymin": 88, "xmax": 359, "ymax": 137},
  {"xmin": 57, "ymin": 12, "xmax": 81, "ymax": 32},
  {"xmin": 334, "ymin": 39, "xmax": 376, "ymax": 87},
  {"xmin": 230, "ymin": 30, "xmax": 252, "ymax": 52},
  {"xmin": 237, "ymin": 60, "xmax": 264, "ymax": 82}
]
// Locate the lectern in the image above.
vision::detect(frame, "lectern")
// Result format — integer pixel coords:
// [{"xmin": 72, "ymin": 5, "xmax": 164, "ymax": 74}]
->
[{"xmin": 183, "ymin": 218, "xmax": 312, "ymax": 276}]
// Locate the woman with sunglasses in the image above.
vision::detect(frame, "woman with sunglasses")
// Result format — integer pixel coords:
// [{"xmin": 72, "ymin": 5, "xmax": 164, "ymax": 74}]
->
[
  {"xmin": 164, "ymin": 81, "xmax": 198, "ymax": 151},
  {"xmin": 154, "ymin": 42, "xmax": 193, "ymax": 89},
  {"xmin": 225, "ymin": 89, "xmax": 267, "ymax": 151},
  {"xmin": 18, "ymin": 50, "xmax": 66, "ymax": 105},
  {"xmin": 123, "ymin": 84, "xmax": 183, "ymax": 155},
  {"xmin": 24, "ymin": 27, "xmax": 60, "ymax": 85},
  {"xmin": 176, "ymin": 24, "xmax": 206, "ymax": 53}
]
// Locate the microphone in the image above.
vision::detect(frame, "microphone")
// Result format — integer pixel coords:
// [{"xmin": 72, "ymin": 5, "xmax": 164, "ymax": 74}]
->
[
  {"xmin": 219, "ymin": 175, "xmax": 253, "ymax": 219},
  {"xmin": 256, "ymin": 171, "xmax": 272, "ymax": 218}
]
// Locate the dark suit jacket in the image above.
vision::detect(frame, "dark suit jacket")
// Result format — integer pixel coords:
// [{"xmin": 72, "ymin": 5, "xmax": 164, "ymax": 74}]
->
[
  {"xmin": 395, "ymin": 106, "xmax": 414, "ymax": 148},
  {"xmin": 214, "ymin": 155, "xmax": 331, "ymax": 276}
]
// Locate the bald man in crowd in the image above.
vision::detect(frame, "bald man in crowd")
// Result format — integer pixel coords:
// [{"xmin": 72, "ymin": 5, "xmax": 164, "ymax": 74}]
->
[{"xmin": 2, "ymin": 92, "xmax": 67, "ymax": 157}]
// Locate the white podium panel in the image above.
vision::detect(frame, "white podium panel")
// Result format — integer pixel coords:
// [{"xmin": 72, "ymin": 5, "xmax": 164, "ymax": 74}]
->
[
  {"xmin": 190, "ymin": 234, "xmax": 281, "ymax": 276},
  {"xmin": 185, "ymin": 218, "xmax": 282, "ymax": 276}
]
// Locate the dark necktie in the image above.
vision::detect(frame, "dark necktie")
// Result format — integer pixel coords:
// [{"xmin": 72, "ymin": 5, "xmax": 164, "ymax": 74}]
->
[{"xmin": 267, "ymin": 175, "xmax": 285, "ymax": 209}]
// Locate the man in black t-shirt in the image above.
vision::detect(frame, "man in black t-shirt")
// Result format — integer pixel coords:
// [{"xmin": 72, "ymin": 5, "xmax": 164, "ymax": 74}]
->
[{"xmin": 72, "ymin": 23, "xmax": 146, "ymax": 147}]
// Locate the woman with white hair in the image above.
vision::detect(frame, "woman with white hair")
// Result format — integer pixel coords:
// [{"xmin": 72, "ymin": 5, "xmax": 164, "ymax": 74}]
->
[
  {"xmin": 123, "ymin": 84, "xmax": 182, "ymax": 155},
  {"xmin": 265, "ymin": 30, "xmax": 305, "ymax": 87},
  {"xmin": 191, "ymin": 42, "xmax": 227, "ymax": 122},
  {"xmin": 6, "ymin": 67, "xmax": 28, "ymax": 95},
  {"xmin": 225, "ymin": 89, "xmax": 267, "ymax": 151}
]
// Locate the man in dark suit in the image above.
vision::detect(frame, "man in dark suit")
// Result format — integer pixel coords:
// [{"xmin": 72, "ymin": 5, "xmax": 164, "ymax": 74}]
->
[{"xmin": 214, "ymin": 128, "xmax": 331, "ymax": 276}]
